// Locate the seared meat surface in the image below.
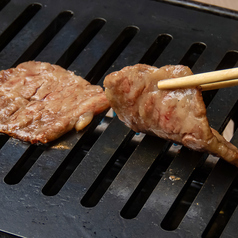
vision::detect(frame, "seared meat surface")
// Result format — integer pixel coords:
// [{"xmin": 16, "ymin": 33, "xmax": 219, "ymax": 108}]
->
[
  {"xmin": 0, "ymin": 61, "xmax": 110, "ymax": 143},
  {"xmin": 104, "ymin": 64, "xmax": 238, "ymax": 167}
]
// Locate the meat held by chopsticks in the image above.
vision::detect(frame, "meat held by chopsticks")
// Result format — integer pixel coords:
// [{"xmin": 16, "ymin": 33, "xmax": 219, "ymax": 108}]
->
[
  {"xmin": 0, "ymin": 61, "xmax": 110, "ymax": 144},
  {"xmin": 104, "ymin": 64, "xmax": 238, "ymax": 167}
]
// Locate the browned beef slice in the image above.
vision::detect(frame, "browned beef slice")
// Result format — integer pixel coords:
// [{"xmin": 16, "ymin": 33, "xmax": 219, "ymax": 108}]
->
[
  {"xmin": 104, "ymin": 64, "xmax": 238, "ymax": 167},
  {"xmin": 0, "ymin": 61, "xmax": 110, "ymax": 143}
]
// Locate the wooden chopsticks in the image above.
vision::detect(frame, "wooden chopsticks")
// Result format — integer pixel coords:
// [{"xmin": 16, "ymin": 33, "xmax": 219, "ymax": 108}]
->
[{"xmin": 157, "ymin": 67, "xmax": 238, "ymax": 91}]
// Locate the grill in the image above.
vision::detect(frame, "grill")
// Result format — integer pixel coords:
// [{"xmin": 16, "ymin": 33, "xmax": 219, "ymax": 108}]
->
[{"xmin": 0, "ymin": 0, "xmax": 238, "ymax": 237}]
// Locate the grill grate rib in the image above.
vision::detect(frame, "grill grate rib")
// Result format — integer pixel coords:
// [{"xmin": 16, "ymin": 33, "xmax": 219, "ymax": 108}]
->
[
  {"xmin": 0, "ymin": 0, "xmax": 10, "ymax": 12},
  {"xmin": 85, "ymin": 26, "xmax": 139, "ymax": 85},
  {"xmin": 41, "ymin": 114, "xmax": 109, "ymax": 196},
  {"xmin": 181, "ymin": 155, "xmax": 238, "ymax": 237},
  {"xmin": 80, "ymin": 130, "xmax": 136, "ymax": 207},
  {"xmin": 0, "ymin": 3, "xmax": 41, "ymax": 53},
  {"xmin": 179, "ymin": 42, "xmax": 207, "ymax": 68},
  {"xmin": 56, "ymin": 18, "xmax": 106, "ymax": 69},
  {"xmin": 4, "ymin": 144, "xmax": 45, "ymax": 185},
  {"xmin": 120, "ymin": 137, "xmax": 171, "ymax": 219},
  {"xmin": 202, "ymin": 51, "xmax": 238, "ymax": 106},
  {"xmin": 139, "ymin": 34, "xmax": 172, "ymax": 65},
  {"xmin": 12, "ymin": 11, "xmax": 73, "ymax": 66}
]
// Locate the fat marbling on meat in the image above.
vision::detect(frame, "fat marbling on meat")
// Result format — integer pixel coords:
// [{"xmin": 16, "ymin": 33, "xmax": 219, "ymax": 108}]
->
[
  {"xmin": 104, "ymin": 64, "xmax": 238, "ymax": 167},
  {"xmin": 0, "ymin": 61, "xmax": 110, "ymax": 144}
]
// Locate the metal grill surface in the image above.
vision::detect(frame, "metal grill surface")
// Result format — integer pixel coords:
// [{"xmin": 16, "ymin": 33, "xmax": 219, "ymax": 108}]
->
[{"xmin": 0, "ymin": 0, "xmax": 237, "ymax": 237}]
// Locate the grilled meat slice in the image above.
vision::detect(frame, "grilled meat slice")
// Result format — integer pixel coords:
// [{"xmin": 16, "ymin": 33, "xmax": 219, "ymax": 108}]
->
[
  {"xmin": 0, "ymin": 61, "xmax": 110, "ymax": 144},
  {"xmin": 104, "ymin": 64, "xmax": 238, "ymax": 167}
]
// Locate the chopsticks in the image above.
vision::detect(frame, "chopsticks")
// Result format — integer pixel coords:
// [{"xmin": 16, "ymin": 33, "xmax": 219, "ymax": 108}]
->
[{"xmin": 157, "ymin": 67, "xmax": 238, "ymax": 91}]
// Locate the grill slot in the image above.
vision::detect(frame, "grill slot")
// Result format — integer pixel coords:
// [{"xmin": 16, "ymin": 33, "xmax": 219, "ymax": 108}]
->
[
  {"xmin": 85, "ymin": 26, "xmax": 139, "ymax": 85},
  {"xmin": 216, "ymin": 51, "xmax": 238, "ymax": 70},
  {"xmin": 203, "ymin": 51, "xmax": 238, "ymax": 106},
  {"xmin": 120, "ymin": 137, "xmax": 171, "ymax": 219},
  {"xmin": 0, "ymin": 138, "xmax": 31, "ymax": 175},
  {"xmin": 42, "ymin": 114, "xmax": 110, "ymax": 196},
  {"xmin": 206, "ymin": 88, "xmax": 238, "ymax": 134},
  {"xmin": 221, "ymin": 204, "xmax": 238, "ymax": 237},
  {"xmin": 202, "ymin": 174, "xmax": 238, "ymax": 237},
  {"xmin": 0, "ymin": 3, "xmax": 41, "ymax": 53},
  {"xmin": 4, "ymin": 144, "xmax": 45, "ymax": 185},
  {"xmin": 68, "ymin": 117, "xmax": 133, "ymax": 198},
  {"xmin": 81, "ymin": 130, "xmax": 137, "ymax": 207},
  {"xmin": 161, "ymin": 155, "xmax": 211, "ymax": 231},
  {"xmin": 12, "ymin": 11, "xmax": 73, "ymax": 67},
  {"xmin": 0, "ymin": 133, "xmax": 9, "ymax": 149},
  {"xmin": 143, "ymin": 145, "xmax": 205, "ymax": 221},
  {"xmin": 179, "ymin": 42, "xmax": 206, "ymax": 68},
  {"xmin": 25, "ymin": 113, "xmax": 109, "ymax": 195},
  {"xmin": 56, "ymin": 18, "xmax": 106, "ymax": 69},
  {"xmin": 139, "ymin": 34, "xmax": 172, "ymax": 65},
  {"xmin": 0, "ymin": 0, "xmax": 10, "ymax": 11}
]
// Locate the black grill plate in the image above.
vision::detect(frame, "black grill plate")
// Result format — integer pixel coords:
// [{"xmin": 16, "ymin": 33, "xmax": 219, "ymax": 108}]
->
[{"xmin": 0, "ymin": 0, "xmax": 237, "ymax": 237}]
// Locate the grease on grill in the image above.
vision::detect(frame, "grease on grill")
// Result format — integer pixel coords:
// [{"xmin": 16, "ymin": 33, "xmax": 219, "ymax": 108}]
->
[
  {"xmin": 169, "ymin": 175, "xmax": 181, "ymax": 182},
  {"xmin": 51, "ymin": 142, "xmax": 71, "ymax": 150}
]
